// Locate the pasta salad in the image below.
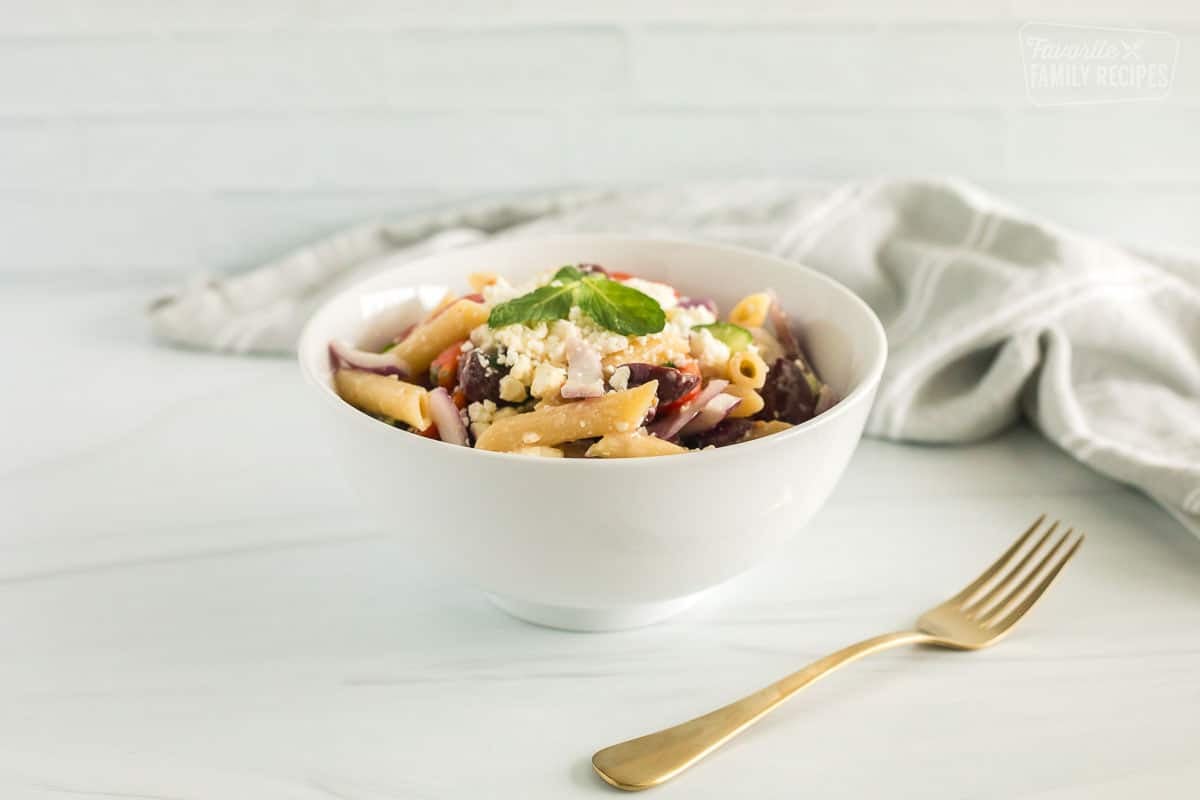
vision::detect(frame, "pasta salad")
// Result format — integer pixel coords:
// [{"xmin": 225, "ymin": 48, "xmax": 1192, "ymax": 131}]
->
[{"xmin": 329, "ymin": 264, "xmax": 836, "ymax": 458}]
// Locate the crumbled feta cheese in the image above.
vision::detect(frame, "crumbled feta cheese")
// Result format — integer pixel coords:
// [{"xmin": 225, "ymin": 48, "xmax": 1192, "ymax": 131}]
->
[
  {"xmin": 494, "ymin": 322, "xmax": 549, "ymax": 363},
  {"xmin": 482, "ymin": 277, "xmax": 521, "ymax": 305},
  {"xmin": 547, "ymin": 319, "xmax": 576, "ymax": 361},
  {"xmin": 464, "ymin": 274, "xmax": 708, "ymax": 400},
  {"xmin": 522, "ymin": 431, "xmax": 541, "ymax": 444},
  {"xmin": 470, "ymin": 309, "xmax": 635, "ymax": 396},
  {"xmin": 470, "ymin": 401, "xmax": 513, "ymax": 439},
  {"xmin": 669, "ymin": 304, "xmax": 717, "ymax": 329},
  {"xmin": 566, "ymin": 307, "xmax": 631, "ymax": 355},
  {"xmin": 470, "ymin": 325, "xmax": 495, "ymax": 350},
  {"xmin": 499, "ymin": 375, "xmax": 528, "ymax": 403},
  {"xmin": 690, "ymin": 327, "xmax": 731, "ymax": 369},
  {"xmin": 620, "ymin": 277, "xmax": 678, "ymax": 310},
  {"xmin": 609, "ymin": 365, "xmax": 631, "ymax": 392},
  {"xmin": 549, "ymin": 319, "xmax": 575, "ymax": 337},
  {"xmin": 531, "ymin": 363, "xmax": 567, "ymax": 398},
  {"xmin": 467, "ymin": 399, "xmax": 497, "ymax": 425},
  {"xmin": 507, "ymin": 352, "xmax": 534, "ymax": 383}
]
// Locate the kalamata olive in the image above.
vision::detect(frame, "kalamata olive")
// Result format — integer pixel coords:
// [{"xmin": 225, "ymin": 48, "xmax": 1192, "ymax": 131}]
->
[
  {"xmin": 457, "ymin": 349, "xmax": 505, "ymax": 404},
  {"xmin": 683, "ymin": 418, "xmax": 753, "ymax": 449},
  {"xmin": 621, "ymin": 363, "xmax": 701, "ymax": 407},
  {"xmin": 758, "ymin": 357, "xmax": 816, "ymax": 424},
  {"xmin": 578, "ymin": 263, "xmax": 608, "ymax": 276}
]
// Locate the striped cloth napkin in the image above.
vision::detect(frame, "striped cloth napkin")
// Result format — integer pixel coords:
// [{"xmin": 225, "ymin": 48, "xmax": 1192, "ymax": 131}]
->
[{"xmin": 149, "ymin": 179, "xmax": 1200, "ymax": 535}]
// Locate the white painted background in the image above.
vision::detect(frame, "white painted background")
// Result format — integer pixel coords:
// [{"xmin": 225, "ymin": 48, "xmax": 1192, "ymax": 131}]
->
[{"xmin": 3, "ymin": 1, "xmax": 1199, "ymax": 283}]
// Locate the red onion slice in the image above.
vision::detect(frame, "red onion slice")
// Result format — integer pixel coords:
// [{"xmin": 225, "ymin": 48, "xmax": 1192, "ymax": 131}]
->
[
  {"xmin": 561, "ymin": 337, "xmax": 605, "ymax": 399},
  {"xmin": 677, "ymin": 393, "xmax": 741, "ymax": 438},
  {"xmin": 356, "ymin": 305, "xmax": 418, "ymax": 352},
  {"xmin": 679, "ymin": 297, "xmax": 718, "ymax": 315},
  {"xmin": 393, "ymin": 323, "xmax": 416, "ymax": 345},
  {"xmin": 428, "ymin": 387, "xmax": 469, "ymax": 446},
  {"xmin": 647, "ymin": 379, "xmax": 729, "ymax": 440},
  {"xmin": 814, "ymin": 385, "xmax": 838, "ymax": 415},
  {"xmin": 329, "ymin": 340, "xmax": 409, "ymax": 377},
  {"xmin": 767, "ymin": 291, "xmax": 801, "ymax": 358}
]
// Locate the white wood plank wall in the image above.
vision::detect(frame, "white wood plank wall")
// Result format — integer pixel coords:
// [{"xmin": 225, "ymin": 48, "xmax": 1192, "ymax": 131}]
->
[{"xmin": 2, "ymin": 1, "xmax": 1198, "ymax": 281}]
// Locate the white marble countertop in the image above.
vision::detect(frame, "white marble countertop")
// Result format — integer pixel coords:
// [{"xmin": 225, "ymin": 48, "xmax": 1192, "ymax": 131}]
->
[{"xmin": 3, "ymin": 284, "xmax": 1199, "ymax": 799}]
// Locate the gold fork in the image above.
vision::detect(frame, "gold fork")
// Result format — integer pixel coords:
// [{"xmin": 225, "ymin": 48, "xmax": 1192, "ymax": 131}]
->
[{"xmin": 592, "ymin": 515, "xmax": 1083, "ymax": 791}]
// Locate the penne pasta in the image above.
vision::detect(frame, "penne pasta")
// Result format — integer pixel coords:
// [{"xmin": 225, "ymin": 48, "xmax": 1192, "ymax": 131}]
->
[
  {"xmin": 393, "ymin": 299, "xmax": 489, "ymax": 376},
  {"xmin": 746, "ymin": 419, "xmax": 792, "ymax": 440},
  {"xmin": 534, "ymin": 392, "xmax": 570, "ymax": 410},
  {"xmin": 729, "ymin": 292, "xmax": 771, "ymax": 328},
  {"xmin": 468, "ymin": 272, "xmax": 499, "ymax": 292},
  {"xmin": 334, "ymin": 369, "xmax": 432, "ymax": 430},
  {"xmin": 585, "ymin": 431, "xmax": 688, "ymax": 458},
  {"xmin": 724, "ymin": 384, "xmax": 765, "ymax": 418},
  {"xmin": 727, "ymin": 350, "xmax": 769, "ymax": 389},
  {"xmin": 429, "ymin": 291, "xmax": 457, "ymax": 316},
  {"xmin": 475, "ymin": 381, "xmax": 659, "ymax": 452}
]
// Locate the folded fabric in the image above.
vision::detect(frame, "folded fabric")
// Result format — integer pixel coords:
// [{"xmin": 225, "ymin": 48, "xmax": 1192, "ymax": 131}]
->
[{"xmin": 149, "ymin": 178, "xmax": 1200, "ymax": 535}]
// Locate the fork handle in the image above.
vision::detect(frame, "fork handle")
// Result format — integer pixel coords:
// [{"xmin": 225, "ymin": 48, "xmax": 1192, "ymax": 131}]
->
[{"xmin": 592, "ymin": 630, "xmax": 933, "ymax": 791}]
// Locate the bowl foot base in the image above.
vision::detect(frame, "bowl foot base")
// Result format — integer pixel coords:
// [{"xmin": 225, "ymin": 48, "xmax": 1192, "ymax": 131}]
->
[{"xmin": 486, "ymin": 590, "xmax": 710, "ymax": 632}]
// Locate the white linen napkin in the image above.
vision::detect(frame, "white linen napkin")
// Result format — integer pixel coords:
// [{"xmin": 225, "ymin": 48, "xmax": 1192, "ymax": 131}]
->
[{"xmin": 149, "ymin": 178, "xmax": 1200, "ymax": 535}]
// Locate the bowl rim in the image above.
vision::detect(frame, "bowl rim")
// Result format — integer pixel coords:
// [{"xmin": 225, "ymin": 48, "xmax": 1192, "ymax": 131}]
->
[{"xmin": 298, "ymin": 233, "xmax": 888, "ymax": 466}]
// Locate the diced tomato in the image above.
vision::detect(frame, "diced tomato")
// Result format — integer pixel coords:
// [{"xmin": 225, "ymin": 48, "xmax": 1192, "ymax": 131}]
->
[
  {"xmin": 416, "ymin": 422, "xmax": 439, "ymax": 439},
  {"xmin": 610, "ymin": 271, "xmax": 679, "ymax": 298},
  {"xmin": 429, "ymin": 339, "xmax": 466, "ymax": 389},
  {"xmin": 451, "ymin": 389, "xmax": 467, "ymax": 410},
  {"xmin": 661, "ymin": 383, "xmax": 702, "ymax": 414}
]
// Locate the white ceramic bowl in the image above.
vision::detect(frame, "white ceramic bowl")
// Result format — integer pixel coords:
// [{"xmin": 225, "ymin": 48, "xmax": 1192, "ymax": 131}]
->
[{"xmin": 298, "ymin": 236, "xmax": 886, "ymax": 631}]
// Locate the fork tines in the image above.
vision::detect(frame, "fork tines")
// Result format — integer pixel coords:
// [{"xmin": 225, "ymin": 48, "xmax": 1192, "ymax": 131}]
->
[{"xmin": 955, "ymin": 514, "xmax": 1084, "ymax": 630}]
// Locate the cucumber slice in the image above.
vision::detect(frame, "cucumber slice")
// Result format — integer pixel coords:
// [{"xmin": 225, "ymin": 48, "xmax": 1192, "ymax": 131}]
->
[{"xmin": 694, "ymin": 322, "xmax": 753, "ymax": 352}]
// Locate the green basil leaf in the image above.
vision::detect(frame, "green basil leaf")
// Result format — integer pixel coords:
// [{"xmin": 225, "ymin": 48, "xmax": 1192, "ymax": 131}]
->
[
  {"xmin": 694, "ymin": 321, "xmax": 753, "ymax": 352},
  {"xmin": 578, "ymin": 276, "xmax": 666, "ymax": 336},
  {"xmin": 552, "ymin": 265, "xmax": 585, "ymax": 283},
  {"xmin": 487, "ymin": 281, "xmax": 578, "ymax": 328},
  {"xmin": 484, "ymin": 266, "xmax": 667, "ymax": 335}
]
